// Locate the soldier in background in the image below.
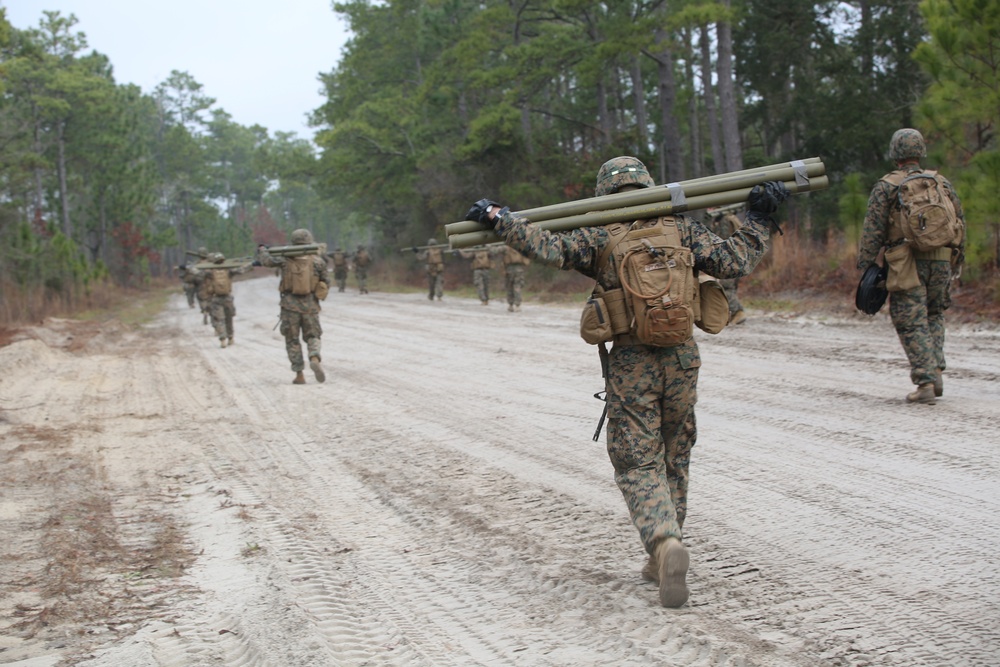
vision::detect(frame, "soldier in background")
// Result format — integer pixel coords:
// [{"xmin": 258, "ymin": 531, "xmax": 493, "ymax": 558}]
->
[
  {"xmin": 256, "ymin": 229, "xmax": 331, "ymax": 384},
  {"xmin": 330, "ymin": 247, "xmax": 349, "ymax": 292},
  {"xmin": 704, "ymin": 208, "xmax": 747, "ymax": 324},
  {"xmin": 465, "ymin": 156, "xmax": 788, "ymax": 608},
  {"xmin": 502, "ymin": 246, "xmax": 531, "ymax": 312},
  {"xmin": 458, "ymin": 246, "xmax": 501, "ymax": 305},
  {"xmin": 179, "ymin": 264, "xmax": 199, "ymax": 308},
  {"xmin": 417, "ymin": 238, "xmax": 446, "ymax": 301},
  {"xmin": 354, "ymin": 244, "xmax": 372, "ymax": 294},
  {"xmin": 858, "ymin": 128, "xmax": 966, "ymax": 404},
  {"xmin": 204, "ymin": 253, "xmax": 253, "ymax": 348}
]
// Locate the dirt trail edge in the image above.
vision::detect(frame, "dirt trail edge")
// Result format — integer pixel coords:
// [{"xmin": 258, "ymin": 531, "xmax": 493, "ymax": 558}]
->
[{"xmin": 1, "ymin": 274, "xmax": 998, "ymax": 667}]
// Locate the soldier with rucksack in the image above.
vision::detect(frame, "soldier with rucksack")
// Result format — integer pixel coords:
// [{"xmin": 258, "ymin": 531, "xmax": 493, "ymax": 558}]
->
[
  {"xmin": 257, "ymin": 229, "xmax": 331, "ymax": 384},
  {"xmin": 354, "ymin": 244, "xmax": 372, "ymax": 294},
  {"xmin": 858, "ymin": 128, "xmax": 966, "ymax": 405},
  {"xmin": 417, "ymin": 238, "xmax": 446, "ymax": 301},
  {"xmin": 204, "ymin": 253, "xmax": 253, "ymax": 348},
  {"xmin": 464, "ymin": 156, "xmax": 789, "ymax": 609},
  {"xmin": 330, "ymin": 247, "xmax": 349, "ymax": 292}
]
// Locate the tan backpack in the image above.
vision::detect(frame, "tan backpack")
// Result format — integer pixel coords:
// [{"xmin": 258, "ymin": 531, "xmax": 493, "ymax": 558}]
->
[
  {"xmin": 355, "ymin": 248, "xmax": 371, "ymax": 267},
  {"xmin": 210, "ymin": 269, "xmax": 232, "ymax": 296},
  {"xmin": 579, "ymin": 217, "xmax": 728, "ymax": 346},
  {"xmin": 282, "ymin": 256, "xmax": 317, "ymax": 296},
  {"xmin": 882, "ymin": 170, "xmax": 962, "ymax": 251},
  {"xmin": 426, "ymin": 247, "xmax": 444, "ymax": 275}
]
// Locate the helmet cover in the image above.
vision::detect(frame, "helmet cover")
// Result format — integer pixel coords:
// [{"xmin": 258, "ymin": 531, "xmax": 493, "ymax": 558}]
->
[
  {"xmin": 889, "ymin": 128, "xmax": 927, "ymax": 162},
  {"xmin": 595, "ymin": 156, "xmax": 655, "ymax": 197},
  {"xmin": 290, "ymin": 228, "xmax": 313, "ymax": 244}
]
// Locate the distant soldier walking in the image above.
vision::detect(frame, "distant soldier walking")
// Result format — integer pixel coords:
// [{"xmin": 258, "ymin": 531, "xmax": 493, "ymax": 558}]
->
[
  {"xmin": 179, "ymin": 264, "xmax": 199, "ymax": 308},
  {"xmin": 257, "ymin": 229, "xmax": 331, "ymax": 384},
  {"xmin": 417, "ymin": 238, "xmax": 446, "ymax": 301},
  {"xmin": 502, "ymin": 246, "xmax": 530, "ymax": 312},
  {"xmin": 858, "ymin": 128, "xmax": 966, "ymax": 404},
  {"xmin": 704, "ymin": 209, "xmax": 746, "ymax": 324},
  {"xmin": 204, "ymin": 253, "xmax": 252, "ymax": 348},
  {"xmin": 330, "ymin": 247, "xmax": 349, "ymax": 292},
  {"xmin": 354, "ymin": 244, "xmax": 371, "ymax": 294},
  {"xmin": 459, "ymin": 246, "xmax": 500, "ymax": 305}
]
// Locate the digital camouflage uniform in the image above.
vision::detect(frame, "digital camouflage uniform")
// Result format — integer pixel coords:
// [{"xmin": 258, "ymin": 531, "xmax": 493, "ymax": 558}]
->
[
  {"xmin": 460, "ymin": 248, "xmax": 499, "ymax": 304},
  {"xmin": 858, "ymin": 129, "xmax": 965, "ymax": 400},
  {"xmin": 354, "ymin": 246, "xmax": 371, "ymax": 294},
  {"xmin": 704, "ymin": 212, "xmax": 744, "ymax": 321},
  {"xmin": 205, "ymin": 257, "xmax": 253, "ymax": 346},
  {"xmin": 489, "ymin": 157, "xmax": 775, "ymax": 603},
  {"xmin": 330, "ymin": 249, "xmax": 349, "ymax": 292},
  {"xmin": 502, "ymin": 246, "xmax": 531, "ymax": 311},
  {"xmin": 257, "ymin": 243, "xmax": 330, "ymax": 379},
  {"xmin": 418, "ymin": 239, "xmax": 445, "ymax": 300}
]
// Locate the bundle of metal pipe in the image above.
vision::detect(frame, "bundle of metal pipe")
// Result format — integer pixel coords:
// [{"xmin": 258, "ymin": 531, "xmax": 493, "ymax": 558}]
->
[{"xmin": 446, "ymin": 158, "xmax": 827, "ymax": 249}]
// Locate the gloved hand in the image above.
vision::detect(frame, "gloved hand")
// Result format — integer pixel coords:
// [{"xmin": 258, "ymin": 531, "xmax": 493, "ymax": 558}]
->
[
  {"xmin": 465, "ymin": 198, "xmax": 510, "ymax": 228},
  {"xmin": 251, "ymin": 259, "xmax": 262, "ymax": 267},
  {"xmin": 747, "ymin": 181, "xmax": 790, "ymax": 216}
]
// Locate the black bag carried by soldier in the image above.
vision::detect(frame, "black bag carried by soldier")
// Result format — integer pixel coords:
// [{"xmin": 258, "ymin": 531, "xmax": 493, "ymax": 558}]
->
[{"xmin": 855, "ymin": 261, "xmax": 888, "ymax": 315}]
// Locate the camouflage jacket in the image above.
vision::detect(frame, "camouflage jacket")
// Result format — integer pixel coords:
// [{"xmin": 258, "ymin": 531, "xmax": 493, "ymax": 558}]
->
[
  {"xmin": 493, "ymin": 212, "xmax": 770, "ymax": 291},
  {"xmin": 257, "ymin": 249, "xmax": 328, "ymax": 314},
  {"xmin": 858, "ymin": 164, "xmax": 966, "ymax": 271}
]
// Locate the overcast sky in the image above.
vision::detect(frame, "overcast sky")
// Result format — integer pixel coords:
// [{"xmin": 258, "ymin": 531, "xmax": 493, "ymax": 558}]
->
[{"xmin": 4, "ymin": 0, "xmax": 352, "ymax": 139}]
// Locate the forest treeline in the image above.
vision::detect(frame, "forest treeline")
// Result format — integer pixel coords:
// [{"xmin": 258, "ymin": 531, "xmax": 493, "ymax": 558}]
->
[{"xmin": 1, "ymin": 1, "xmax": 998, "ymax": 322}]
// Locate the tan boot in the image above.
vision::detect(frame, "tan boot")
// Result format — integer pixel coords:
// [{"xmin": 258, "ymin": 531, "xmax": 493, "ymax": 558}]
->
[
  {"xmin": 641, "ymin": 554, "xmax": 659, "ymax": 583},
  {"xmin": 293, "ymin": 371, "xmax": 306, "ymax": 385},
  {"xmin": 730, "ymin": 309, "xmax": 747, "ymax": 325},
  {"xmin": 220, "ymin": 338, "xmax": 227, "ymax": 348},
  {"xmin": 309, "ymin": 356, "xmax": 326, "ymax": 384},
  {"xmin": 656, "ymin": 537, "xmax": 689, "ymax": 608},
  {"xmin": 934, "ymin": 370, "xmax": 943, "ymax": 397},
  {"xmin": 228, "ymin": 337, "xmax": 234, "ymax": 346},
  {"xmin": 906, "ymin": 383, "xmax": 936, "ymax": 405}
]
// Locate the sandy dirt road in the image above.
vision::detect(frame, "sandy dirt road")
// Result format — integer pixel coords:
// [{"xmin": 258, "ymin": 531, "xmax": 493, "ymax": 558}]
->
[{"xmin": 1, "ymin": 273, "xmax": 999, "ymax": 667}]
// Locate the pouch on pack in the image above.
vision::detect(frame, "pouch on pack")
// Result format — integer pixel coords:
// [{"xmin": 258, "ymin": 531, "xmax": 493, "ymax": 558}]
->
[
  {"xmin": 884, "ymin": 243, "xmax": 920, "ymax": 292},
  {"xmin": 695, "ymin": 274, "xmax": 730, "ymax": 334},
  {"xmin": 580, "ymin": 288, "xmax": 629, "ymax": 345}
]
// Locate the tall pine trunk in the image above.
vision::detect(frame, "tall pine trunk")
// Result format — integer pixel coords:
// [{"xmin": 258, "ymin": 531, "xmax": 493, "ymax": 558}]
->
[
  {"xmin": 700, "ymin": 23, "xmax": 725, "ymax": 174},
  {"xmin": 716, "ymin": 3, "xmax": 743, "ymax": 172},
  {"xmin": 630, "ymin": 56, "xmax": 649, "ymax": 153},
  {"xmin": 654, "ymin": 28, "xmax": 685, "ymax": 182},
  {"xmin": 57, "ymin": 120, "xmax": 72, "ymax": 239}
]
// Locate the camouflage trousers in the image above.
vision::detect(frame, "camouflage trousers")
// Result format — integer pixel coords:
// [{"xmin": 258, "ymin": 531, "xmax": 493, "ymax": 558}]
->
[
  {"xmin": 605, "ymin": 341, "xmax": 700, "ymax": 556},
  {"xmin": 473, "ymin": 268, "xmax": 491, "ymax": 302},
  {"xmin": 209, "ymin": 295, "xmax": 235, "ymax": 339},
  {"xmin": 334, "ymin": 268, "xmax": 347, "ymax": 292},
  {"xmin": 427, "ymin": 271, "xmax": 444, "ymax": 300},
  {"xmin": 183, "ymin": 284, "xmax": 196, "ymax": 307},
  {"xmin": 718, "ymin": 277, "xmax": 741, "ymax": 314},
  {"xmin": 279, "ymin": 309, "xmax": 323, "ymax": 372},
  {"xmin": 356, "ymin": 267, "xmax": 368, "ymax": 293},
  {"xmin": 889, "ymin": 259, "xmax": 951, "ymax": 386},
  {"xmin": 505, "ymin": 265, "xmax": 526, "ymax": 307}
]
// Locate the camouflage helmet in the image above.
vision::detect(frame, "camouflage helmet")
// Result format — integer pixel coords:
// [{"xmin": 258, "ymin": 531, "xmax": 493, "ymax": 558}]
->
[
  {"xmin": 889, "ymin": 128, "xmax": 927, "ymax": 162},
  {"xmin": 595, "ymin": 156, "xmax": 655, "ymax": 197},
  {"xmin": 290, "ymin": 228, "xmax": 313, "ymax": 244},
  {"xmin": 427, "ymin": 238, "xmax": 438, "ymax": 246},
  {"xmin": 211, "ymin": 252, "xmax": 225, "ymax": 263},
  {"xmin": 198, "ymin": 246, "xmax": 208, "ymax": 255}
]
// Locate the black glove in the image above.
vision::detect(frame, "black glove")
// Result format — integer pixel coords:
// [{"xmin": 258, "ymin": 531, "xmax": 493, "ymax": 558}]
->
[
  {"xmin": 465, "ymin": 198, "xmax": 509, "ymax": 228},
  {"xmin": 746, "ymin": 181, "xmax": 790, "ymax": 234},
  {"xmin": 748, "ymin": 181, "xmax": 790, "ymax": 215},
  {"xmin": 251, "ymin": 259, "xmax": 262, "ymax": 267}
]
